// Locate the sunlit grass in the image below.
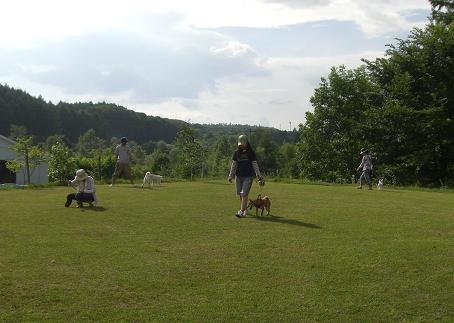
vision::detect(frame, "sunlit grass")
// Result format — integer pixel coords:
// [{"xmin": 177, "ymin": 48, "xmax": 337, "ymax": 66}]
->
[{"xmin": 1, "ymin": 181, "xmax": 453, "ymax": 321}]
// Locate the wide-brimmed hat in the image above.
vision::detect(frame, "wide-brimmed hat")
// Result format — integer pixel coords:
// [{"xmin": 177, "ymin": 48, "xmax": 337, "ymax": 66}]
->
[
  {"xmin": 120, "ymin": 137, "xmax": 128, "ymax": 143},
  {"xmin": 75, "ymin": 169, "xmax": 88, "ymax": 181},
  {"xmin": 238, "ymin": 134, "xmax": 248, "ymax": 147},
  {"xmin": 360, "ymin": 148, "xmax": 369, "ymax": 155}
]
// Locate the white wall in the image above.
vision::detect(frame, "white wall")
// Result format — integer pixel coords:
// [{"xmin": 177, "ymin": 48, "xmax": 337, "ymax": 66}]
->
[
  {"xmin": 0, "ymin": 145, "xmax": 17, "ymax": 160},
  {"xmin": 16, "ymin": 163, "xmax": 49, "ymax": 185}
]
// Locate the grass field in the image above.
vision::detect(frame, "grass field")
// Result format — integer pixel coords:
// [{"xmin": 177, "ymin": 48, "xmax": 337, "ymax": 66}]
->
[{"xmin": 1, "ymin": 181, "xmax": 453, "ymax": 322}]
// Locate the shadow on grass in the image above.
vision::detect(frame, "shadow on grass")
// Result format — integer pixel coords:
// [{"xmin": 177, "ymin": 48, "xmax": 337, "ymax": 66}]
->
[
  {"xmin": 78, "ymin": 206, "xmax": 108, "ymax": 212},
  {"xmin": 126, "ymin": 185, "xmax": 165, "ymax": 189},
  {"xmin": 248, "ymin": 214, "xmax": 321, "ymax": 229},
  {"xmin": 203, "ymin": 181, "xmax": 230, "ymax": 186}
]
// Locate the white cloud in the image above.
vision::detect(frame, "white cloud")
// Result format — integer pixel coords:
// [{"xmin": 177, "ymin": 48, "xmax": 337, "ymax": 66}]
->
[
  {"xmin": 128, "ymin": 50, "xmax": 385, "ymax": 128},
  {"xmin": 0, "ymin": 0, "xmax": 431, "ymax": 129},
  {"xmin": 0, "ymin": 19, "xmax": 267, "ymax": 103},
  {"xmin": 0, "ymin": 0, "xmax": 430, "ymax": 48}
]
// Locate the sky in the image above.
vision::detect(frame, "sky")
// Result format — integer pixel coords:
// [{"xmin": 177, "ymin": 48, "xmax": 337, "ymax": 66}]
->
[{"xmin": 0, "ymin": 0, "xmax": 431, "ymax": 129}]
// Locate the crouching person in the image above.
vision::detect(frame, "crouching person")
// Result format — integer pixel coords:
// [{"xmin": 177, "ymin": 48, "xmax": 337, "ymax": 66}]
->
[{"xmin": 65, "ymin": 169, "xmax": 98, "ymax": 208}]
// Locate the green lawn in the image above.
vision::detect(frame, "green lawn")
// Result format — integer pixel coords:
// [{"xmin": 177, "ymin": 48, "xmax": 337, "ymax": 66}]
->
[{"xmin": 1, "ymin": 181, "xmax": 453, "ymax": 322}]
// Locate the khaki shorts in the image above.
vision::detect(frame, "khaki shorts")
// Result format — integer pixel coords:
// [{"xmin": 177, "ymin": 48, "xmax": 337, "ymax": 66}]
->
[{"xmin": 113, "ymin": 162, "xmax": 131, "ymax": 178}]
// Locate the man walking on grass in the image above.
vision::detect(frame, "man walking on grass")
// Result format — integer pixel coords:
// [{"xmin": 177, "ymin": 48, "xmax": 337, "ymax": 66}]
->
[
  {"xmin": 357, "ymin": 148, "xmax": 373, "ymax": 190},
  {"xmin": 110, "ymin": 137, "xmax": 134, "ymax": 186}
]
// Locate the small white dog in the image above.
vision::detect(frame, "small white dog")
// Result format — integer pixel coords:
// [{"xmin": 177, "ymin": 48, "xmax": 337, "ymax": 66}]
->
[
  {"xmin": 377, "ymin": 179, "xmax": 384, "ymax": 190},
  {"xmin": 142, "ymin": 172, "xmax": 163, "ymax": 188}
]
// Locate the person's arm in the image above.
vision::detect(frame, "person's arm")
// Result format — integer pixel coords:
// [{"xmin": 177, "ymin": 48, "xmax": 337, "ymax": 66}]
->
[
  {"xmin": 357, "ymin": 155, "xmax": 366, "ymax": 171},
  {"xmin": 252, "ymin": 161, "xmax": 262, "ymax": 179},
  {"xmin": 228, "ymin": 161, "xmax": 238, "ymax": 182},
  {"xmin": 127, "ymin": 146, "xmax": 135, "ymax": 163},
  {"xmin": 249, "ymin": 150, "xmax": 262, "ymax": 179}
]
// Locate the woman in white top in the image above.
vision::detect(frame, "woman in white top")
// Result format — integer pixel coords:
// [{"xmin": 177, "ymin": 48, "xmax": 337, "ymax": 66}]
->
[{"xmin": 65, "ymin": 169, "xmax": 98, "ymax": 208}]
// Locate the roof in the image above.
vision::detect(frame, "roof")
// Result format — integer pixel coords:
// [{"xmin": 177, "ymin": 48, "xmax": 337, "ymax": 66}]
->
[{"xmin": 0, "ymin": 134, "xmax": 17, "ymax": 146}]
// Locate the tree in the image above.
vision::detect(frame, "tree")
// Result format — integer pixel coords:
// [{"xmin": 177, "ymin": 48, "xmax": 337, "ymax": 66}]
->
[
  {"xmin": 430, "ymin": 0, "xmax": 454, "ymax": 24},
  {"xmin": 210, "ymin": 135, "xmax": 232, "ymax": 177},
  {"xmin": 45, "ymin": 134, "xmax": 69, "ymax": 150},
  {"xmin": 76, "ymin": 129, "xmax": 105, "ymax": 156},
  {"xmin": 364, "ymin": 16, "xmax": 454, "ymax": 185},
  {"xmin": 48, "ymin": 141, "xmax": 76, "ymax": 184},
  {"xmin": 6, "ymin": 136, "xmax": 47, "ymax": 184},
  {"xmin": 297, "ymin": 66, "xmax": 380, "ymax": 182},
  {"xmin": 256, "ymin": 133, "xmax": 278, "ymax": 175},
  {"xmin": 173, "ymin": 124, "xmax": 204, "ymax": 180},
  {"xmin": 9, "ymin": 124, "xmax": 27, "ymax": 139},
  {"xmin": 277, "ymin": 143, "xmax": 298, "ymax": 178}
]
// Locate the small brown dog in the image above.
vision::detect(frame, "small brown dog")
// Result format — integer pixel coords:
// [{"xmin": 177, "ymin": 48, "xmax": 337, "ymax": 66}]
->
[{"xmin": 248, "ymin": 194, "xmax": 271, "ymax": 216}]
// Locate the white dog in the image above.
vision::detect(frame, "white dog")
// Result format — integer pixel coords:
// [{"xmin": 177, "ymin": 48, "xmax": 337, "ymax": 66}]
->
[
  {"xmin": 377, "ymin": 179, "xmax": 384, "ymax": 190},
  {"xmin": 142, "ymin": 171, "xmax": 163, "ymax": 188}
]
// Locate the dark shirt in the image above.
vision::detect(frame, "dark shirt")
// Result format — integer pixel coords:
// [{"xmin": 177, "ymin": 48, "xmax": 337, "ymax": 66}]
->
[{"xmin": 232, "ymin": 148, "xmax": 257, "ymax": 177}]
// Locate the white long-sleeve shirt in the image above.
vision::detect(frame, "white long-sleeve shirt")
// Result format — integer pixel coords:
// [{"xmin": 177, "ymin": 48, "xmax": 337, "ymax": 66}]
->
[
  {"xmin": 358, "ymin": 154, "xmax": 373, "ymax": 171},
  {"xmin": 69, "ymin": 176, "xmax": 98, "ymax": 205}
]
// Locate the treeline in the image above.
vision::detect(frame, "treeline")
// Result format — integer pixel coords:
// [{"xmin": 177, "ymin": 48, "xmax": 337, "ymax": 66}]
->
[
  {"xmin": 0, "ymin": 85, "xmax": 182, "ymax": 143},
  {"xmin": 6, "ymin": 123, "xmax": 299, "ymax": 184},
  {"xmin": 0, "ymin": 84, "xmax": 296, "ymax": 147},
  {"xmin": 297, "ymin": 0, "xmax": 454, "ymax": 187}
]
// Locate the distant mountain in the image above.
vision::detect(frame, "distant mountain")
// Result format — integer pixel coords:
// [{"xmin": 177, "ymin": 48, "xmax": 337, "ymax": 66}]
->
[{"xmin": 0, "ymin": 84, "xmax": 297, "ymax": 144}]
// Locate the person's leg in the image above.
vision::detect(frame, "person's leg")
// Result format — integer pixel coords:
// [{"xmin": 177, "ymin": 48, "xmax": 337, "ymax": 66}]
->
[
  {"xmin": 65, "ymin": 193, "xmax": 76, "ymax": 207},
  {"xmin": 124, "ymin": 164, "xmax": 134, "ymax": 184},
  {"xmin": 111, "ymin": 162, "xmax": 121, "ymax": 186},
  {"xmin": 240, "ymin": 177, "xmax": 253, "ymax": 215},
  {"xmin": 358, "ymin": 171, "xmax": 365, "ymax": 188},
  {"xmin": 75, "ymin": 193, "xmax": 94, "ymax": 207},
  {"xmin": 241, "ymin": 194, "xmax": 249, "ymax": 213},
  {"xmin": 235, "ymin": 177, "xmax": 244, "ymax": 216},
  {"xmin": 365, "ymin": 170, "xmax": 372, "ymax": 189}
]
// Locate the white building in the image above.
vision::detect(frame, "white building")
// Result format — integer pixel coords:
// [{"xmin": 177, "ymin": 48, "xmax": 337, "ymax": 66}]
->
[{"xmin": 0, "ymin": 134, "xmax": 48, "ymax": 185}]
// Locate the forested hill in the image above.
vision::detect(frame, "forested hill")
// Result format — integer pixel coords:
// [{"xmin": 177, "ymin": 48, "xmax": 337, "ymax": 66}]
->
[
  {"xmin": 0, "ymin": 84, "xmax": 184, "ymax": 143},
  {"xmin": 0, "ymin": 84, "xmax": 296, "ymax": 144}
]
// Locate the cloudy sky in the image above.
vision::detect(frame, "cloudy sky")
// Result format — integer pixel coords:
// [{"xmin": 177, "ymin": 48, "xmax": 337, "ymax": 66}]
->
[{"xmin": 0, "ymin": 0, "xmax": 431, "ymax": 129}]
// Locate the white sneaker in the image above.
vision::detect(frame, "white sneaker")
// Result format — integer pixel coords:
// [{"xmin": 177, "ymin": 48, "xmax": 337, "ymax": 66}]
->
[
  {"xmin": 235, "ymin": 210, "xmax": 243, "ymax": 218},
  {"xmin": 109, "ymin": 184, "xmax": 113, "ymax": 187},
  {"xmin": 241, "ymin": 210, "xmax": 247, "ymax": 217}
]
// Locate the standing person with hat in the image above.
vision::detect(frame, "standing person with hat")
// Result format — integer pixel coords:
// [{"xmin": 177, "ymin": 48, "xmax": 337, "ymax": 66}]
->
[
  {"xmin": 228, "ymin": 134, "xmax": 264, "ymax": 217},
  {"xmin": 110, "ymin": 137, "xmax": 134, "ymax": 186},
  {"xmin": 357, "ymin": 148, "xmax": 373, "ymax": 190},
  {"xmin": 65, "ymin": 169, "xmax": 98, "ymax": 208}
]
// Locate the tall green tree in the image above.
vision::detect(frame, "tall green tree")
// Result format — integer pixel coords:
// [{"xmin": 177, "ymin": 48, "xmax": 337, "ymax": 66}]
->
[
  {"xmin": 297, "ymin": 66, "xmax": 380, "ymax": 182},
  {"xmin": 210, "ymin": 135, "xmax": 232, "ymax": 177},
  {"xmin": 76, "ymin": 129, "xmax": 105, "ymax": 156},
  {"xmin": 48, "ymin": 141, "xmax": 76, "ymax": 184},
  {"xmin": 430, "ymin": 0, "xmax": 454, "ymax": 24},
  {"xmin": 173, "ymin": 124, "xmax": 204, "ymax": 180}
]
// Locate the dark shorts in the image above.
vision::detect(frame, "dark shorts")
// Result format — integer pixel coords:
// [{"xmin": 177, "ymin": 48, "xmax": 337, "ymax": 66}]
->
[
  {"xmin": 66, "ymin": 192, "xmax": 94, "ymax": 206},
  {"xmin": 235, "ymin": 176, "xmax": 253, "ymax": 196},
  {"xmin": 113, "ymin": 162, "xmax": 131, "ymax": 178}
]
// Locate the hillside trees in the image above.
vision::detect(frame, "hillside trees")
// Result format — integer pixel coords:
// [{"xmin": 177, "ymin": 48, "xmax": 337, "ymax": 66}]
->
[{"xmin": 297, "ymin": 1, "xmax": 454, "ymax": 186}]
